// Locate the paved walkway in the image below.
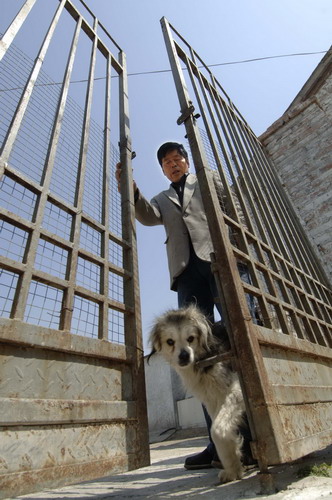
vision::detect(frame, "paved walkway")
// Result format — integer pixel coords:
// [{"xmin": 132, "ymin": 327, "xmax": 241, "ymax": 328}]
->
[{"xmin": 11, "ymin": 429, "xmax": 332, "ymax": 499}]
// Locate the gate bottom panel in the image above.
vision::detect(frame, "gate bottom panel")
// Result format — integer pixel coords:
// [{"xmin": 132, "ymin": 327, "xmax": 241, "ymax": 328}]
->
[{"xmin": 0, "ymin": 421, "xmax": 145, "ymax": 499}]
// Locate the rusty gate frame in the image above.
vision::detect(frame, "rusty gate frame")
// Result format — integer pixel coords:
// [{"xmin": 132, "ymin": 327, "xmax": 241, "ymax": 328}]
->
[
  {"xmin": 161, "ymin": 16, "xmax": 332, "ymax": 484},
  {"xmin": 0, "ymin": 1, "xmax": 149, "ymax": 498}
]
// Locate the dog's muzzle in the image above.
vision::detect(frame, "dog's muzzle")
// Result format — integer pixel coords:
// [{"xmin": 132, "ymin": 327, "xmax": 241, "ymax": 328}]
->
[{"xmin": 178, "ymin": 349, "xmax": 190, "ymax": 366}]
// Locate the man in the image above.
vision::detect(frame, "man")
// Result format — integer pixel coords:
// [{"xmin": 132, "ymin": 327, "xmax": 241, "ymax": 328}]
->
[{"xmin": 116, "ymin": 141, "xmax": 251, "ymax": 469}]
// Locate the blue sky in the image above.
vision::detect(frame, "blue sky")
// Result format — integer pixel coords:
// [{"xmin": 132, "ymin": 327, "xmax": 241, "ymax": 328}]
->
[{"xmin": 2, "ymin": 0, "xmax": 331, "ymax": 350}]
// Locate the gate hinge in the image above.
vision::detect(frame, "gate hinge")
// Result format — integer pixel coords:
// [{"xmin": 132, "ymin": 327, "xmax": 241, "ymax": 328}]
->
[{"xmin": 177, "ymin": 103, "xmax": 200, "ymax": 125}]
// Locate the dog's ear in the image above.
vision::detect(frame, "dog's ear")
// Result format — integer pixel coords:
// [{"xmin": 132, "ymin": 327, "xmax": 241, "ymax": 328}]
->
[
  {"xmin": 147, "ymin": 347, "xmax": 157, "ymax": 364},
  {"xmin": 189, "ymin": 306, "xmax": 213, "ymax": 352},
  {"xmin": 198, "ymin": 318, "xmax": 212, "ymax": 352},
  {"xmin": 147, "ymin": 323, "xmax": 162, "ymax": 364}
]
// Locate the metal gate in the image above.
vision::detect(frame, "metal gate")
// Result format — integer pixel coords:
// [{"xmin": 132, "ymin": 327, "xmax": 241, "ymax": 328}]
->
[
  {"xmin": 161, "ymin": 17, "xmax": 332, "ymax": 483},
  {"xmin": 0, "ymin": 1, "xmax": 149, "ymax": 498}
]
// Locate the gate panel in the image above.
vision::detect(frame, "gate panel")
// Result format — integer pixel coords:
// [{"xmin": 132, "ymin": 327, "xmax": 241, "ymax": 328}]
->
[
  {"xmin": 0, "ymin": 2, "xmax": 149, "ymax": 498},
  {"xmin": 161, "ymin": 17, "xmax": 332, "ymax": 471}
]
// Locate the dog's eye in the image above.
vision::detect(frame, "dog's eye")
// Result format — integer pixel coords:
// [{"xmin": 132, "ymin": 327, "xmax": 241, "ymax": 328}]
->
[
  {"xmin": 187, "ymin": 336, "xmax": 194, "ymax": 343},
  {"xmin": 166, "ymin": 339, "xmax": 174, "ymax": 346}
]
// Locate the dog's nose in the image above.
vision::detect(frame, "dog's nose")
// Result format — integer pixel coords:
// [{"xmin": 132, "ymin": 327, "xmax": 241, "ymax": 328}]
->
[{"xmin": 178, "ymin": 349, "xmax": 190, "ymax": 365}]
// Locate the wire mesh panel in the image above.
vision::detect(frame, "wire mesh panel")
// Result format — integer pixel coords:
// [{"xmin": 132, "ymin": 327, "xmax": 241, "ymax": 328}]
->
[
  {"xmin": 0, "ymin": 1, "xmax": 149, "ymax": 497},
  {"xmin": 161, "ymin": 16, "xmax": 332, "ymax": 478}
]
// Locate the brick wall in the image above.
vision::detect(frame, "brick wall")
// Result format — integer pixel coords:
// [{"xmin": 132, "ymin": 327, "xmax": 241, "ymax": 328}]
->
[{"xmin": 260, "ymin": 69, "xmax": 332, "ymax": 284}]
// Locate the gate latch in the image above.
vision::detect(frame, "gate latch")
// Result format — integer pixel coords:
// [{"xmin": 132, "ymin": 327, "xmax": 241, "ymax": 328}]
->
[{"xmin": 177, "ymin": 103, "xmax": 200, "ymax": 125}]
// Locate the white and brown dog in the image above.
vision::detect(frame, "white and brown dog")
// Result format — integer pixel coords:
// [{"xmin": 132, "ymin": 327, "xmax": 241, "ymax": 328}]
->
[{"xmin": 148, "ymin": 305, "xmax": 253, "ymax": 483}]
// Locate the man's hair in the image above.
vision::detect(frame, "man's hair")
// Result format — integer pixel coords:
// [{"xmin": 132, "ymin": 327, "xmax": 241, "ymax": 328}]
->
[{"xmin": 157, "ymin": 142, "xmax": 189, "ymax": 166}]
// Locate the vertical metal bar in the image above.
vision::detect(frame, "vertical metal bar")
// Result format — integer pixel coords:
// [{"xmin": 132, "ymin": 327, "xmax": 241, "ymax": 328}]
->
[
  {"xmin": 0, "ymin": 0, "xmax": 37, "ymax": 62},
  {"xmin": 62, "ymin": 18, "xmax": 98, "ymax": 332},
  {"xmin": 0, "ymin": 161, "xmax": 5, "ymax": 179},
  {"xmin": 118, "ymin": 49, "xmax": 150, "ymax": 467},
  {"xmin": 0, "ymin": 0, "xmax": 67, "ymax": 163},
  {"xmin": 100, "ymin": 53, "xmax": 112, "ymax": 340}
]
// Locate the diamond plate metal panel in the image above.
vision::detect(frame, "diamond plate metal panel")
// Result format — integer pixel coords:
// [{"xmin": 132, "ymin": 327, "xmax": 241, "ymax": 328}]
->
[
  {"xmin": 0, "ymin": 423, "xmax": 137, "ymax": 475},
  {"xmin": 0, "ymin": 344, "xmax": 124, "ymax": 401}
]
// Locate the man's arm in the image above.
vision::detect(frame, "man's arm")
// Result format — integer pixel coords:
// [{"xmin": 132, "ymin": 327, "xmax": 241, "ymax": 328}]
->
[
  {"xmin": 135, "ymin": 191, "xmax": 163, "ymax": 226},
  {"xmin": 115, "ymin": 162, "xmax": 162, "ymax": 226}
]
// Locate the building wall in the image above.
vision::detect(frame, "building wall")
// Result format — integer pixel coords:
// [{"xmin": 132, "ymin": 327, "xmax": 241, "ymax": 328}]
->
[
  {"xmin": 144, "ymin": 354, "xmax": 205, "ymax": 436},
  {"xmin": 177, "ymin": 396, "xmax": 205, "ymax": 429},
  {"xmin": 144, "ymin": 354, "xmax": 178, "ymax": 434},
  {"xmin": 260, "ymin": 70, "xmax": 332, "ymax": 284}
]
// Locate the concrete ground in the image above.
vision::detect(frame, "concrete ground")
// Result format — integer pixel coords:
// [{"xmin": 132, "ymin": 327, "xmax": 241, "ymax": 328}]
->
[{"xmin": 12, "ymin": 428, "xmax": 332, "ymax": 499}]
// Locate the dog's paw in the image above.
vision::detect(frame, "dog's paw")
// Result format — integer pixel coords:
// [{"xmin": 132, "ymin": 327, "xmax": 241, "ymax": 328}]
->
[{"xmin": 218, "ymin": 467, "xmax": 243, "ymax": 483}]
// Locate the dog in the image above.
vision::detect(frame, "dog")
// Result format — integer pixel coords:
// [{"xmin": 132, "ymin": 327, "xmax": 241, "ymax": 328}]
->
[{"xmin": 148, "ymin": 305, "xmax": 251, "ymax": 483}]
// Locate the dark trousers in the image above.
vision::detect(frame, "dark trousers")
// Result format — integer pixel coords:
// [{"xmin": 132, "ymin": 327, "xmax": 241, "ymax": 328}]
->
[
  {"xmin": 176, "ymin": 250, "xmax": 221, "ymax": 457},
  {"xmin": 176, "ymin": 249, "xmax": 254, "ymax": 459},
  {"xmin": 176, "ymin": 249, "xmax": 255, "ymax": 323}
]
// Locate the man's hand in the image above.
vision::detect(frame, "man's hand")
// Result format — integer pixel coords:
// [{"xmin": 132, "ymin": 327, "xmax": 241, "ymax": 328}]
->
[
  {"xmin": 115, "ymin": 162, "xmax": 138, "ymax": 195},
  {"xmin": 115, "ymin": 162, "xmax": 122, "ymax": 192}
]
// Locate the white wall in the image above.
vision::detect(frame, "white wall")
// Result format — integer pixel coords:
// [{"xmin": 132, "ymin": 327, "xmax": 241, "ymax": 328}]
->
[
  {"xmin": 144, "ymin": 354, "xmax": 178, "ymax": 433},
  {"xmin": 177, "ymin": 397, "xmax": 205, "ymax": 429},
  {"xmin": 144, "ymin": 354, "xmax": 205, "ymax": 435}
]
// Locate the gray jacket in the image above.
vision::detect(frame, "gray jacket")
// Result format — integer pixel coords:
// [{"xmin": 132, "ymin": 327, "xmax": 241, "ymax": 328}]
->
[{"xmin": 135, "ymin": 173, "xmax": 215, "ymax": 290}]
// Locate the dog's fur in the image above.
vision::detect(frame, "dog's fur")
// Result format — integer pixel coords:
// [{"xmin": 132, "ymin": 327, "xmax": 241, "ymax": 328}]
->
[{"xmin": 148, "ymin": 305, "xmax": 246, "ymax": 483}]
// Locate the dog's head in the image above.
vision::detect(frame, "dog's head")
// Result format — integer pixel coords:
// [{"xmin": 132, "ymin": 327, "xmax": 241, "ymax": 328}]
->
[{"xmin": 148, "ymin": 305, "xmax": 217, "ymax": 369}]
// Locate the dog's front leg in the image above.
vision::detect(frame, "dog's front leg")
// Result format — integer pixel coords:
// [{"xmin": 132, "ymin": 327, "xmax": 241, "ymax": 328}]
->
[{"xmin": 211, "ymin": 416, "xmax": 244, "ymax": 483}]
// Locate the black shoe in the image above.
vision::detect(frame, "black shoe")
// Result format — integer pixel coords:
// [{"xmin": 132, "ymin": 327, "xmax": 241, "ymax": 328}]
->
[{"xmin": 184, "ymin": 448, "xmax": 214, "ymax": 470}]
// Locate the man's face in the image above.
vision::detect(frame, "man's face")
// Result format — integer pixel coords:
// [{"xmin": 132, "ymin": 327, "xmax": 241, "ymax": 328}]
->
[{"xmin": 161, "ymin": 149, "xmax": 189, "ymax": 183}]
